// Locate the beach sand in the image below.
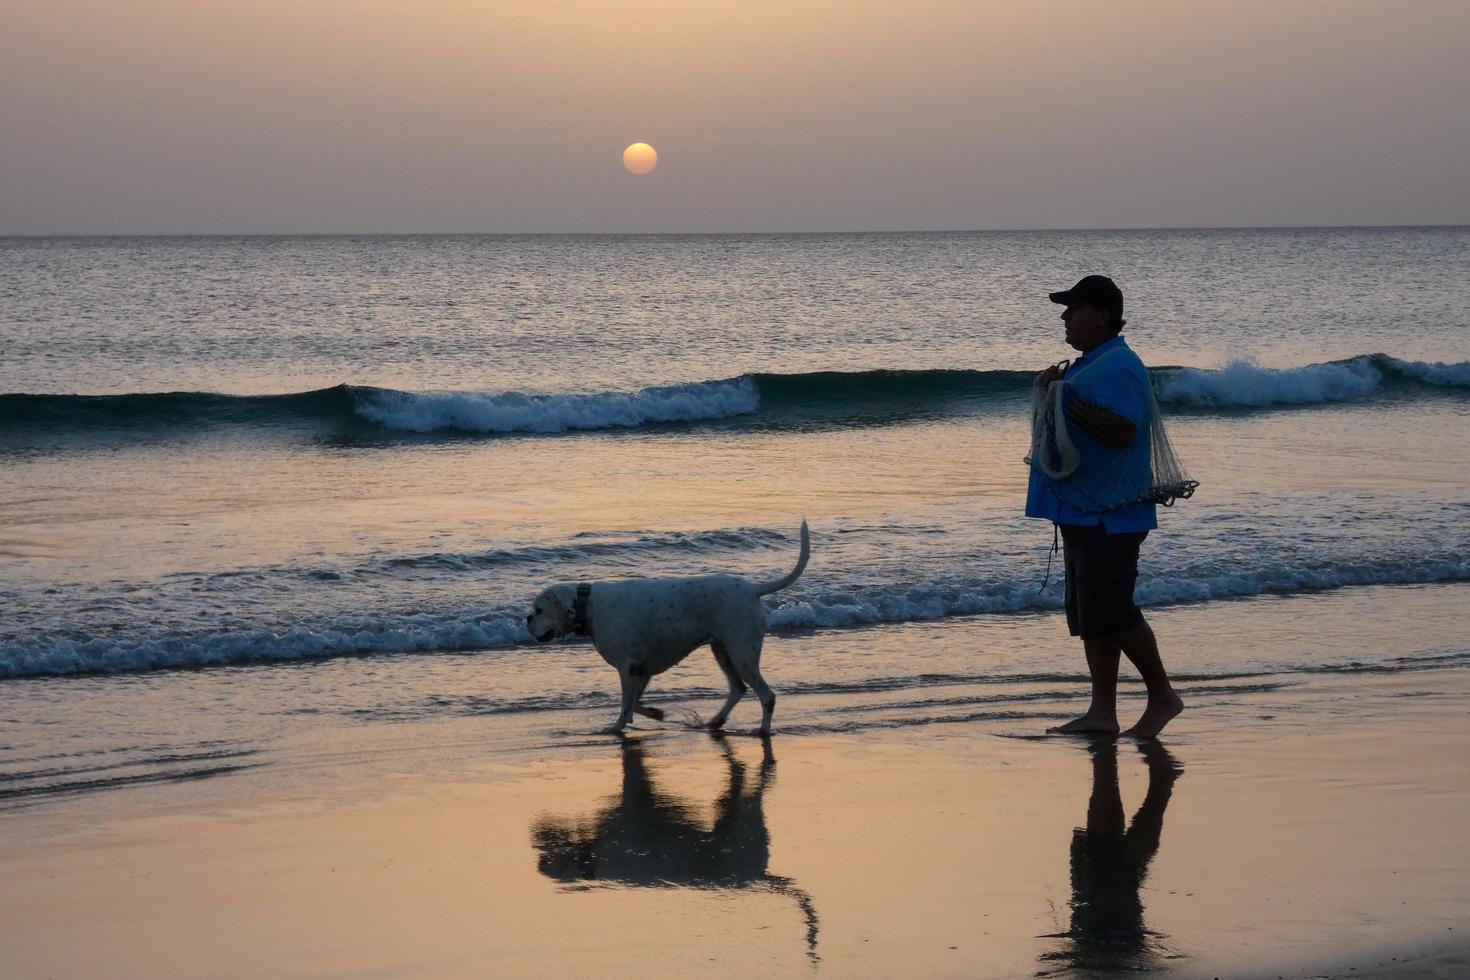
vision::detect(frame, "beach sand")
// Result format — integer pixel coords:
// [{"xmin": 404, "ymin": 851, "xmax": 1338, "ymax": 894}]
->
[{"xmin": 3, "ymin": 606, "xmax": 1469, "ymax": 979}]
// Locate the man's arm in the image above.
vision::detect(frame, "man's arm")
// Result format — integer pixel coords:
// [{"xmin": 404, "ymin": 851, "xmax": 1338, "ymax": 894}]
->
[{"xmin": 1063, "ymin": 389, "xmax": 1137, "ymax": 449}]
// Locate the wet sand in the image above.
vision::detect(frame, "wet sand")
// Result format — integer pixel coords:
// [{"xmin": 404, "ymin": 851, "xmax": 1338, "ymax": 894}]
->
[{"xmin": 3, "ymin": 650, "xmax": 1468, "ymax": 980}]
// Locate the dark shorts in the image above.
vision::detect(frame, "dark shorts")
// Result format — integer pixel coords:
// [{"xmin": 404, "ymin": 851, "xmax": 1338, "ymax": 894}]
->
[{"xmin": 1060, "ymin": 524, "xmax": 1148, "ymax": 639}]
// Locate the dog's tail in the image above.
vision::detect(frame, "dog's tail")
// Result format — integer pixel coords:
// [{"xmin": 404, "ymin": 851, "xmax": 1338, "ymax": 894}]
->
[
  {"xmin": 754, "ymin": 519, "xmax": 810, "ymax": 596},
  {"xmin": 760, "ymin": 874, "xmax": 820, "ymax": 963}
]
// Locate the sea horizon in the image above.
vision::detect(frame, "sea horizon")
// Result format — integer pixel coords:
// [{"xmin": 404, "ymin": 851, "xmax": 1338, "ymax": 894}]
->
[{"xmin": 6, "ymin": 221, "xmax": 1470, "ymax": 239}]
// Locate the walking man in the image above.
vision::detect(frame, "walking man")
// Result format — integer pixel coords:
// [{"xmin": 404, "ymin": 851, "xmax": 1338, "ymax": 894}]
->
[{"xmin": 1027, "ymin": 275, "xmax": 1183, "ymax": 738}]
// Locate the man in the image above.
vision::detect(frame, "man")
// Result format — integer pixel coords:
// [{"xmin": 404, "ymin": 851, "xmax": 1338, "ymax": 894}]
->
[{"xmin": 1027, "ymin": 275, "xmax": 1183, "ymax": 739}]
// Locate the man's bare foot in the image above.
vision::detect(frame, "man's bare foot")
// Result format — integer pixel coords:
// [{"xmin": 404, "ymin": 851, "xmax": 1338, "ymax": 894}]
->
[
  {"xmin": 1048, "ymin": 713, "xmax": 1120, "ymax": 736},
  {"xmin": 1123, "ymin": 693, "xmax": 1184, "ymax": 739}
]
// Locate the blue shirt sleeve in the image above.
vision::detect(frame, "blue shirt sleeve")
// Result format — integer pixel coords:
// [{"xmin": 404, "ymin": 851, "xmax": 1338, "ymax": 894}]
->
[{"xmin": 1072, "ymin": 357, "xmax": 1147, "ymax": 429}]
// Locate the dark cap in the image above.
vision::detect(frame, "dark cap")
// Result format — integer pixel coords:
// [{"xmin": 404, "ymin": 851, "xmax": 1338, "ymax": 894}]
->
[{"xmin": 1049, "ymin": 275, "xmax": 1123, "ymax": 320}]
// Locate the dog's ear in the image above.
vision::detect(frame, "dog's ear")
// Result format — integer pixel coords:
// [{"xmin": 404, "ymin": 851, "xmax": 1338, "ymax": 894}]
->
[{"xmin": 547, "ymin": 585, "xmax": 577, "ymax": 628}]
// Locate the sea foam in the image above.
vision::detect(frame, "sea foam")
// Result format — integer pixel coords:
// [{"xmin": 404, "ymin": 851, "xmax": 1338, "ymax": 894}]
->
[
  {"xmin": 350, "ymin": 379, "xmax": 759, "ymax": 433},
  {"xmin": 1156, "ymin": 354, "xmax": 1470, "ymax": 408},
  {"xmin": 0, "ymin": 613, "xmax": 527, "ymax": 679},
  {"xmin": 7, "ymin": 552, "xmax": 1467, "ymax": 678},
  {"xmin": 1156, "ymin": 357, "xmax": 1383, "ymax": 408}
]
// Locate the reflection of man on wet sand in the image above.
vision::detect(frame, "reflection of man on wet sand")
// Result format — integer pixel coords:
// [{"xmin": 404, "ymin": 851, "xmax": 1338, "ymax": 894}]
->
[
  {"xmin": 1039, "ymin": 740, "xmax": 1183, "ymax": 976},
  {"xmin": 530, "ymin": 735, "xmax": 819, "ymax": 960}
]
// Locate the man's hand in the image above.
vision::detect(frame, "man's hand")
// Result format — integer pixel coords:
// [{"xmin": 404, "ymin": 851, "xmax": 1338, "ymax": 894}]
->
[{"xmin": 1034, "ymin": 364, "xmax": 1064, "ymax": 389}]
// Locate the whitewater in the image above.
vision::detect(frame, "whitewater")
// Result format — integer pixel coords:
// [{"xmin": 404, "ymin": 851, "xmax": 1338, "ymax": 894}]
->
[{"xmin": 3, "ymin": 354, "xmax": 1466, "ymax": 449}]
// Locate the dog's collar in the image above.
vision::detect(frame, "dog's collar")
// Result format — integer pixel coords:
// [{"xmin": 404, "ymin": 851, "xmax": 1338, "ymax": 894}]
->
[{"xmin": 571, "ymin": 583, "xmax": 593, "ymax": 637}]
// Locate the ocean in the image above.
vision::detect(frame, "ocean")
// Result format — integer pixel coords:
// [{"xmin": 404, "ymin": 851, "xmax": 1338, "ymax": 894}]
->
[{"xmin": 3, "ymin": 228, "xmax": 1468, "ymax": 806}]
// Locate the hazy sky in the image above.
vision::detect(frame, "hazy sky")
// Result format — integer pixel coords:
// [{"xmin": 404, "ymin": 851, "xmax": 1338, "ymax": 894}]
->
[{"xmin": 3, "ymin": 0, "xmax": 1467, "ymax": 234}]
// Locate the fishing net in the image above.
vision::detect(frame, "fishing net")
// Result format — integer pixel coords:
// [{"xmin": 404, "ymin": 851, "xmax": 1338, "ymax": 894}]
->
[{"xmin": 1027, "ymin": 367, "xmax": 1198, "ymax": 512}]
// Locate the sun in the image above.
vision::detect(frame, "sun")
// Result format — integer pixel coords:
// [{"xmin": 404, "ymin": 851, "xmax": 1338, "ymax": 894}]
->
[{"xmin": 622, "ymin": 142, "xmax": 657, "ymax": 175}]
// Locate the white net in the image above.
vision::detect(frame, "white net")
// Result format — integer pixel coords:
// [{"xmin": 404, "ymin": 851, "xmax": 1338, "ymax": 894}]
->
[{"xmin": 1027, "ymin": 373, "xmax": 1198, "ymax": 512}]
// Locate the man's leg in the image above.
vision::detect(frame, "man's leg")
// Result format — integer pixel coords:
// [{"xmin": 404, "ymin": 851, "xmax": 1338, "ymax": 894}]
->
[
  {"xmin": 1117, "ymin": 617, "xmax": 1184, "ymax": 738},
  {"xmin": 1049, "ymin": 635, "xmax": 1122, "ymax": 734},
  {"xmin": 1125, "ymin": 740, "xmax": 1182, "ymax": 863},
  {"xmin": 1050, "ymin": 524, "xmax": 1122, "ymax": 735}
]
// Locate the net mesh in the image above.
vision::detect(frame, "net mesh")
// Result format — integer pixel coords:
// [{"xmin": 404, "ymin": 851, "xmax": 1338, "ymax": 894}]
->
[{"xmin": 1027, "ymin": 374, "xmax": 1198, "ymax": 512}]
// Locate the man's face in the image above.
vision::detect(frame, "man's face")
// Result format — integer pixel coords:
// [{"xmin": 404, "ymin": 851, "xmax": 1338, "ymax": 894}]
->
[{"xmin": 1060, "ymin": 304, "xmax": 1112, "ymax": 353}]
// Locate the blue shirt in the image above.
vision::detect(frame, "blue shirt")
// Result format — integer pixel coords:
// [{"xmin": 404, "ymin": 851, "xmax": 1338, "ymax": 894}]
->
[{"xmin": 1025, "ymin": 335, "xmax": 1158, "ymax": 534}]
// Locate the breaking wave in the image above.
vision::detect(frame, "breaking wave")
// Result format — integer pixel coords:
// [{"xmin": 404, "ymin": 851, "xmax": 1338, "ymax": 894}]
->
[
  {"xmin": 1155, "ymin": 354, "xmax": 1470, "ymax": 408},
  {"xmin": 351, "ymin": 379, "xmax": 759, "ymax": 433},
  {"xmin": 2, "ymin": 354, "xmax": 1466, "ymax": 449}
]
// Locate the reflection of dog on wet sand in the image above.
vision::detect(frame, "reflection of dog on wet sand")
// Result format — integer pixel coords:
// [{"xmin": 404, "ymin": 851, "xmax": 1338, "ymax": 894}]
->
[
  {"xmin": 531, "ymin": 736, "xmax": 819, "ymax": 961},
  {"xmin": 525, "ymin": 520, "xmax": 809, "ymax": 735}
]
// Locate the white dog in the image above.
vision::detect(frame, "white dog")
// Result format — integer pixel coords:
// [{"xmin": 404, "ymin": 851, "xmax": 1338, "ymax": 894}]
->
[{"xmin": 525, "ymin": 520, "xmax": 810, "ymax": 736}]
